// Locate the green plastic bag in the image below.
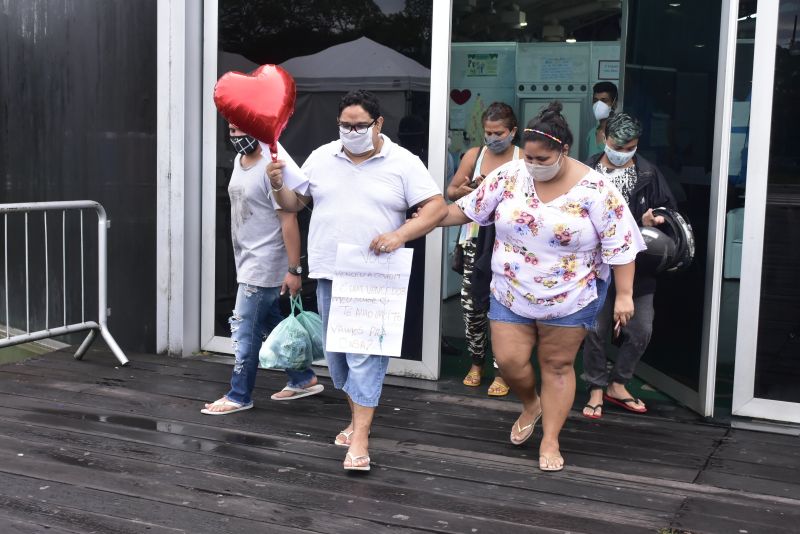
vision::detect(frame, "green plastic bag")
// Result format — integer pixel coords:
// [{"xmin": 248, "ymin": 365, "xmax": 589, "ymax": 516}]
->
[
  {"xmin": 293, "ymin": 295, "xmax": 325, "ymax": 363},
  {"xmin": 258, "ymin": 296, "xmax": 312, "ymax": 370}
]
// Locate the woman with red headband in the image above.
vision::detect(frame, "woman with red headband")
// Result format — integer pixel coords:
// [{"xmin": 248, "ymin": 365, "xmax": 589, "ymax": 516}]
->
[{"xmin": 437, "ymin": 101, "xmax": 645, "ymax": 471}]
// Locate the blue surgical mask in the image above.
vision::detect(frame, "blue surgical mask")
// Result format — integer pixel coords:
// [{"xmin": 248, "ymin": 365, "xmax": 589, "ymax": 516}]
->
[
  {"xmin": 484, "ymin": 131, "xmax": 514, "ymax": 154},
  {"xmin": 604, "ymin": 144, "xmax": 636, "ymax": 167}
]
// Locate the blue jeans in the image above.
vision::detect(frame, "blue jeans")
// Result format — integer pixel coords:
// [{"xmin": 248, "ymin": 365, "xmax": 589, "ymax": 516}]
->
[
  {"xmin": 226, "ymin": 283, "xmax": 316, "ymax": 405},
  {"xmin": 316, "ymin": 279, "xmax": 390, "ymax": 408},
  {"xmin": 488, "ymin": 278, "xmax": 609, "ymax": 331}
]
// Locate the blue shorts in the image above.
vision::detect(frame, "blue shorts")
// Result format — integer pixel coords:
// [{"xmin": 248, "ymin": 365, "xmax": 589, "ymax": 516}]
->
[
  {"xmin": 488, "ymin": 278, "xmax": 609, "ymax": 331},
  {"xmin": 316, "ymin": 279, "xmax": 390, "ymax": 408}
]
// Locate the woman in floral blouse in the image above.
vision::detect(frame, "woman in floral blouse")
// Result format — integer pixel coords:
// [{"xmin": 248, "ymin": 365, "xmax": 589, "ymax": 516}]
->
[{"xmin": 438, "ymin": 101, "xmax": 646, "ymax": 471}]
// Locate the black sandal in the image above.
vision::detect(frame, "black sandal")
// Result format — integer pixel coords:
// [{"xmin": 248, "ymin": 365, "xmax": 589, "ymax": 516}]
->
[
  {"xmin": 583, "ymin": 386, "xmax": 604, "ymax": 419},
  {"xmin": 582, "ymin": 403, "xmax": 603, "ymax": 419}
]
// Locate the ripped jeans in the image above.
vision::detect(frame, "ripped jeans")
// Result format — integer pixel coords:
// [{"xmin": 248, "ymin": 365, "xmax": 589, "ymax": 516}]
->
[{"xmin": 226, "ymin": 283, "xmax": 316, "ymax": 405}]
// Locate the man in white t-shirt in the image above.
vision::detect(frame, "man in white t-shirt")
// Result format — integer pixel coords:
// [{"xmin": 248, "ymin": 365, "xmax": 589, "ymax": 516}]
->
[
  {"xmin": 268, "ymin": 90, "xmax": 447, "ymax": 472},
  {"xmin": 201, "ymin": 124, "xmax": 323, "ymax": 416}
]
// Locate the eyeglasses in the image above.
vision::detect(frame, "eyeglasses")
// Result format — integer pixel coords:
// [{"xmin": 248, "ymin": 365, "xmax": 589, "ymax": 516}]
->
[{"xmin": 337, "ymin": 120, "xmax": 376, "ymax": 135}]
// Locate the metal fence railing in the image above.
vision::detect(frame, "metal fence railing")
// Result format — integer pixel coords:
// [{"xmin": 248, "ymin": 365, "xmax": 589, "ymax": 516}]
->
[{"xmin": 0, "ymin": 201, "xmax": 128, "ymax": 366}]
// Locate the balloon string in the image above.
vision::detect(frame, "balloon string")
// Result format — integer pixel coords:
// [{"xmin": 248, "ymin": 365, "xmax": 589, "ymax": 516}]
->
[{"xmin": 269, "ymin": 142, "xmax": 278, "ymax": 163}]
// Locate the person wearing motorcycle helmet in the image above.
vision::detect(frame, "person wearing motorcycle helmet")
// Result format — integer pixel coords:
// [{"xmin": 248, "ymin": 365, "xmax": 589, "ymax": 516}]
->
[{"xmin": 581, "ymin": 112, "xmax": 677, "ymax": 418}]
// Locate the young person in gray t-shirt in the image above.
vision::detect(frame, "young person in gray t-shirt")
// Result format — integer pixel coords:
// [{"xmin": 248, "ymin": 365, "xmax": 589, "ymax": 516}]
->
[{"xmin": 201, "ymin": 124, "xmax": 323, "ymax": 415}]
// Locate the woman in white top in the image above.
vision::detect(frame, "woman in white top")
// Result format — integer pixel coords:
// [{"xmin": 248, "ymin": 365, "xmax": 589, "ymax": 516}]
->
[
  {"xmin": 438, "ymin": 102, "xmax": 646, "ymax": 472},
  {"xmin": 446, "ymin": 102, "xmax": 524, "ymax": 396}
]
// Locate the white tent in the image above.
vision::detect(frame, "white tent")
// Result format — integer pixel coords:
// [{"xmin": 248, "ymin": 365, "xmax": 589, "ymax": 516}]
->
[
  {"xmin": 281, "ymin": 36, "xmax": 431, "ymax": 92},
  {"xmin": 279, "ymin": 37, "xmax": 431, "ymax": 162}
]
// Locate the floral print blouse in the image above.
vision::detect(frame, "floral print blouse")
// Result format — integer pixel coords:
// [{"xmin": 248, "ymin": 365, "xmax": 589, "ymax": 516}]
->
[{"xmin": 457, "ymin": 159, "xmax": 646, "ymax": 320}]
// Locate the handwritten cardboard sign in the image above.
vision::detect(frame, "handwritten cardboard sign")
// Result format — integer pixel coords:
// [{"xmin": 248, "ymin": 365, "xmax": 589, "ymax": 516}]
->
[{"xmin": 326, "ymin": 244, "xmax": 414, "ymax": 357}]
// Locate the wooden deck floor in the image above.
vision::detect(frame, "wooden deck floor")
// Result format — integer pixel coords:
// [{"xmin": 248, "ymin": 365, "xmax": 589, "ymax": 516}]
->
[{"xmin": 0, "ymin": 348, "xmax": 798, "ymax": 534}]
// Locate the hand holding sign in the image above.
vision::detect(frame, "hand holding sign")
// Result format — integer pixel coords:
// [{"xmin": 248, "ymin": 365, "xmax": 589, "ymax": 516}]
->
[{"xmin": 327, "ymin": 244, "xmax": 414, "ymax": 357}]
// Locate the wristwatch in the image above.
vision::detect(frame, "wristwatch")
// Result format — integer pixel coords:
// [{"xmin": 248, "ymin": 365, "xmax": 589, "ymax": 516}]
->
[{"xmin": 288, "ymin": 265, "xmax": 303, "ymax": 276}]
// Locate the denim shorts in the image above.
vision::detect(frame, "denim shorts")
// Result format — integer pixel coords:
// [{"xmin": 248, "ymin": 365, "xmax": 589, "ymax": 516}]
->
[
  {"xmin": 488, "ymin": 278, "xmax": 609, "ymax": 331},
  {"xmin": 315, "ymin": 279, "xmax": 390, "ymax": 408}
]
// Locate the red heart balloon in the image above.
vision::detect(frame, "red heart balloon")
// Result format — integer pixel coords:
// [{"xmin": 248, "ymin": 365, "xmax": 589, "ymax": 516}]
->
[
  {"xmin": 450, "ymin": 89, "xmax": 472, "ymax": 105},
  {"xmin": 213, "ymin": 64, "xmax": 296, "ymax": 159}
]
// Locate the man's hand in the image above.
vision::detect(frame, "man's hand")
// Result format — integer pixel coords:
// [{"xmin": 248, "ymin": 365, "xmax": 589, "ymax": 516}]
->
[
  {"xmin": 369, "ymin": 230, "xmax": 406, "ymax": 255},
  {"xmin": 266, "ymin": 160, "xmax": 285, "ymax": 190},
  {"xmin": 281, "ymin": 272, "xmax": 302, "ymax": 296},
  {"xmin": 642, "ymin": 208, "xmax": 665, "ymax": 227}
]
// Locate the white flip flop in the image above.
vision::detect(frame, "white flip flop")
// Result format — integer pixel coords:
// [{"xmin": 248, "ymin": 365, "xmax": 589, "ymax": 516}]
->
[
  {"xmin": 200, "ymin": 398, "xmax": 253, "ymax": 415},
  {"xmin": 270, "ymin": 383, "xmax": 324, "ymax": 401},
  {"xmin": 344, "ymin": 452, "xmax": 371, "ymax": 472},
  {"xmin": 334, "ymin": 429, "xmax": 354, "ymax": 447}
]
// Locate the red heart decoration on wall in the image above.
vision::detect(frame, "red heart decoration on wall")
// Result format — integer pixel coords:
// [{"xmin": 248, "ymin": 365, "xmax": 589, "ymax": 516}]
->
[
  {"xmin": 213, "ymin": 64, "xmax": 296, "ymax": 160},
  {"xmin": 450, "ymin": 89, "xmax": 472, "ymax": 105}
]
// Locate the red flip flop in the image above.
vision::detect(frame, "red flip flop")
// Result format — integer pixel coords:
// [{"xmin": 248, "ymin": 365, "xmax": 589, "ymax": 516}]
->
[{"xmin": 603, "ymin": 393, "xmax": 648, "ymax": 414}]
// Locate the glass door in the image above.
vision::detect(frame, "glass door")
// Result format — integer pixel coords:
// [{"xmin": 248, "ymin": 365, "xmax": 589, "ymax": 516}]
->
[
  {"xmin": 443, "ymin": 1, "xmax": 626, "ymax": 385},
  {"xmin": 620, "ymin": 0, "xmax": 736, "ymax": 415},
  {"xmin": 200, "ymin": 0, "xmax": 450, "ymax": 379},
  {"xmin": 733, "ymin": 0, "xmax": 800, "ymax": 424}
]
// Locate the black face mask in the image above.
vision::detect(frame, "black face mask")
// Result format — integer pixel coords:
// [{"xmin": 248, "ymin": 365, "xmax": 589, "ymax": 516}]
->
[{"xmin": 230, "ymin": 135, "xmax": 258, "ymax": 155}]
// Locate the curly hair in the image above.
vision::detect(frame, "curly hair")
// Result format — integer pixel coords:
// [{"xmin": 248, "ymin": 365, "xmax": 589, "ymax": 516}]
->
[{"xmin": 338, "ymin": 90, "xmax": 381, "ymax": 120}]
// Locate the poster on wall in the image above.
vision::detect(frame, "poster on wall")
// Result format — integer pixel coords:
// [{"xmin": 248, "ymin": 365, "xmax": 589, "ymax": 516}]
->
[
  {"xmin": 449, "ymin": 107, "xmax": 466, "ymax": 130},
  {"xmin": 539, "ymin": 57, "xmax": 581, "ymax": 81},
  {"xmin": 598, "ymin": 60, "xmax": 620, "ymax": 80},
  {"xmin": 516, "ymin": 43, "xmax": 590, "ymax": 83},
  {"xmin": 326, "ymin": 244, "xmax": 414, "ymax": 357},
  {"xmin": 466, "ymin": 53, "xmax": 498, "ymax": 76}
]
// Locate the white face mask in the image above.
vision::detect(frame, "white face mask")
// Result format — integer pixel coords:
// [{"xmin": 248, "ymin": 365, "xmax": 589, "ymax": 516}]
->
[
  {"xmin": 526, "ymin": 152, "xmax": 564, "ymax": 182},
  {"xmin": 340, "ymin": 126, "xmax": 375, "ymax": 155},
  {"xmin": 605, "ymin": 144, "xmax": 637, "ymax": 167},
  {"xmin": 593, "ymin": 100, "xmax": 612, "ymax": 121}
]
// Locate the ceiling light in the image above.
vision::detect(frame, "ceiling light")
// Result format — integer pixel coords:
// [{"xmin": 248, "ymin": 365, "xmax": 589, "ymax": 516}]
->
[
  {"xmin": 669, "ymin": 3, "xmax": 681, "ymax": 6},
  {"xmin": 694, "ymin": 44, "xmax": 705, "ymax": 48},
  {"xmin": 566, "ymin": 37, "xmax": 577, "ymax": 43},
  {"xmin": 519, "ymin": 21, "xmax": 528, "ymax": 28}
]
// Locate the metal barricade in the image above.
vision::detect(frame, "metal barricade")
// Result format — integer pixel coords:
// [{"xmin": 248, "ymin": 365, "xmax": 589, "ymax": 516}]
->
[{"xmin": 0, "ymin": 201, "xmax": 129, "ymax": 366}]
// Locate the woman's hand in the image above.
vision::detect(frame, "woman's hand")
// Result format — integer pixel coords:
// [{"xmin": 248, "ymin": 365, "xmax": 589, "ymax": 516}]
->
[
  {"xmin": 449, "ymin": 175, "xmax": 477, "ymax": 200},
  {"xmin": 613, "ymin": 293, "xmax": 635, "ymax": 327},
  {"xmin": 369, "ymin": 231, "xmax": 405, "ymax": 255},
  {"xmin": 405, "ymin": 206, "xmax": 422, "ymax": 223}
]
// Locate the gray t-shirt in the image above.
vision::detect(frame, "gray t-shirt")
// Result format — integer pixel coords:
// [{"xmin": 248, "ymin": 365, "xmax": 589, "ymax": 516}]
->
[{"xmin": 228, "ymin": 153, "xmax": 288, "ymax": 288}]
